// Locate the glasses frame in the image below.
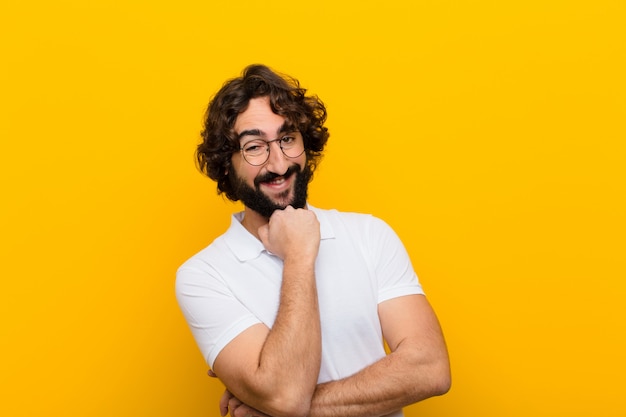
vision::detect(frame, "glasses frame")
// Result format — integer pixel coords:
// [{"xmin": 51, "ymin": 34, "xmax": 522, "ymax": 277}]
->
[{"xmin": 239, "ymin": 133, "xmax": 305, "ymax": 166}]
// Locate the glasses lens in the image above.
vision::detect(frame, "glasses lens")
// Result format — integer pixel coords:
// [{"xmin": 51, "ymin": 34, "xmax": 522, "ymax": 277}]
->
[
  {"xmin": 240, "ymin": 135, "xmax": 305, "ymax": 165},
  {"xmin": 281, "ymin": 135, "xmax": 304, "ymax": 158},
  {"xmin": 242, "ymin": 140, "xmax": 268, "ymax": 165}
]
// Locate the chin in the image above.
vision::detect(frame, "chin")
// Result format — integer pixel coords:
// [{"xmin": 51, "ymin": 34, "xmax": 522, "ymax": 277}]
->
[{"xmin": 271, "ymin": 192, "xmax": 297, "ymax": 208}]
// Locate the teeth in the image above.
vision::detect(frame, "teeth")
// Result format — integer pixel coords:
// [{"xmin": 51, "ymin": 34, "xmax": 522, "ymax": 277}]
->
[{"xmin": 269, "ymin": 178, "xmax": 285, "ymax": 184}]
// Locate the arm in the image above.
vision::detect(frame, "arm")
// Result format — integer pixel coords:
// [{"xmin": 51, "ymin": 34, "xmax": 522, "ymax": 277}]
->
[
  {"xmin": 219, "ymin": 294, "xmax": 450, "ymax": 417},
  {"xmin": 212, "ymin": 207, "xmax": 322, "ymax": 417},
  {"xmin": 308, "ymin": 294, "xmax": 450, "ymax": 417}
]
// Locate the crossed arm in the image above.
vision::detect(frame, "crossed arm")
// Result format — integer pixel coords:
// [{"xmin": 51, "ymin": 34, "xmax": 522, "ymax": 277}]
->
[
  {"xmin": 212, "ymin": 207, "xmax": 323, "ymax": 417},
  {"xmin": 212, "ymin": 207, "xmax": 450, "ymax": 417},
  {"xmin": 308, "ymin": 294, "xmax": 450, "ymax": 417},
  {"xmin": 215, "ymin": 294, "xmax": 450, "ymax": 417}
]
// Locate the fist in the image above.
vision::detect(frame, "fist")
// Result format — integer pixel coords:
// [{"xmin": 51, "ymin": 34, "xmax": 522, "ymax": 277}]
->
[{"xmin": 257, "ymin": 206, "xmax": 320, "ymax": 261}]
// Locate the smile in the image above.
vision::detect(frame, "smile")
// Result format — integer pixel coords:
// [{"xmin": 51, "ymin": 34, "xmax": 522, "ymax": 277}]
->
[
  {"xmin": 266, "ymin": 177, "xmax": 286, "ymax": 185},
  {"xmin": 260, "ymin": 174, "xmax": 292, "ymax": 193},
  {"xmin": 255, "ymin": 164, "xmax": 300, "ymax": 189}
]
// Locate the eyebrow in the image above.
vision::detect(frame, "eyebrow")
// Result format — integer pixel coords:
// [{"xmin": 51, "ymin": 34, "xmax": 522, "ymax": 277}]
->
[{"xmin": 237, "ymin": 122, "xmax": 292, "ymax": 140}]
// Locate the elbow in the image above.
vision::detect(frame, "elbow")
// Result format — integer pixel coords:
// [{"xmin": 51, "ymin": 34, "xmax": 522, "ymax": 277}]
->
[
  {"xmin": 282, "ymin": 403, "xmax": 311, "ymax": 417},
  {"xmin": 429, "ymin": 359, "xmax": 452, "ymax": 397},
  {"xmin": 266, "ymin": 396, "xmax": 311, "ymax": 417},
  {"xmin": 431, "ymin": 369, "xmax": 451, "ymax": 397},
  {"xmin": 262, "ymin": 385, "xmax": 313, "ymax": 417},
  {"xmin": 408, "ymin": 353, "xmax": 451, "ymax": 400}
]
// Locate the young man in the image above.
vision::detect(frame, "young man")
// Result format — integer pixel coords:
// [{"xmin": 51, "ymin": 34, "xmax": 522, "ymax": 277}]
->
[{"xmin": 176, "ymin": 64, "xmax": 451, "ymax": 417}]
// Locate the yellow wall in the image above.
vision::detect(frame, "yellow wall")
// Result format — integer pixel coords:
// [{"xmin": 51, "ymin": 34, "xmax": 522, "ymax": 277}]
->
[{"xmin": 1, "ymin": 1, "xmax": 624, "ymax": 415}]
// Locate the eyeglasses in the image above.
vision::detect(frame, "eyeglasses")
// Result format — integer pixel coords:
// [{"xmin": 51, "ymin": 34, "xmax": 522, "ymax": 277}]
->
[{"xmin": 239, "ymin": 133, "xmax": 305, "ymax": 166}]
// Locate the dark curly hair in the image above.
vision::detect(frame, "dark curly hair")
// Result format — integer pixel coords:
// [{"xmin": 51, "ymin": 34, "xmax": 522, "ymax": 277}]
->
[{"xmin": 196, "ymin": 64, "xmax": 330, "ymax": 201}]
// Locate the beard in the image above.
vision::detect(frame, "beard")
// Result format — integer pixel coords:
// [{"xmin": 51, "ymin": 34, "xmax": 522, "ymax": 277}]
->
[{"xmin": 229, "ymin": 163, "xmax": 312, "ymax": 219}]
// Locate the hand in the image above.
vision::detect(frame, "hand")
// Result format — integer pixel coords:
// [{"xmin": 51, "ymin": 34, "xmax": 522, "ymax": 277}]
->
[
  {"xmin": 219, "ymin": 389, "xmax": 273, "ymax": 417},
  {"xmin": 258, "ymin": 206, "xmax": 320, "ymax": 262},
  {"xmin": 209, "ymin": 373, "xmax": 274, "ymax": 417}
]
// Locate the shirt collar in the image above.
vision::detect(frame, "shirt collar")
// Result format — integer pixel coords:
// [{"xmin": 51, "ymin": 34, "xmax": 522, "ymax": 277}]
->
[{"xmin": 223, "ymin": 204, "xmax": 335, "ymax": 262}]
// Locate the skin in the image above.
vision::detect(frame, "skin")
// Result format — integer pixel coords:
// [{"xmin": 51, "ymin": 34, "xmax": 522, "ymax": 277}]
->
[
  {"xmin": 230, "ymin": 96, "xmax": 308, "ymax": 238},
  {"xmin": 213, "ymin": 97, "xmax": 451, "ymax": 417},
  {"xmin": 217, "ymin": 294, "xmax": 451, "ymax": 417},
  {"xmin": 212, "ymin": 97, "xmax": 322, "ymax": 417}
]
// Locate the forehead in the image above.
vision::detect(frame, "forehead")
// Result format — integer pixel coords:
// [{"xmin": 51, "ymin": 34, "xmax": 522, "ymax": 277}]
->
[{"xmin": 234, "ymin": 96, "xmax": 286, "ymax": 136}]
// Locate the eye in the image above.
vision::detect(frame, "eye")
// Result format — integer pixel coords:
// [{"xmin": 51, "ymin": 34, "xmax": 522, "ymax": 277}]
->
[
  {"xmin": 280, "ymin": 135, "xmax": 296, "ymax": 145},
  {"xmin": 243, "ymin": 141, "xmax": 266, "ymax": 155}
]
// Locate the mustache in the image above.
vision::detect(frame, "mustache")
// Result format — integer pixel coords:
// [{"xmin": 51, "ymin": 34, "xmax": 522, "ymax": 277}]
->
[{"xmin": 254, "ymin": 164, "xmax": 301, "ymax": 187}]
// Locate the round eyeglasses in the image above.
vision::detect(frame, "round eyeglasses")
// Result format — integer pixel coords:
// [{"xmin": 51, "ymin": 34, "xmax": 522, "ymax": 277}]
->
[{"xmin": 239, "ymin": 133, "xmax": 305, "ymax": 166}]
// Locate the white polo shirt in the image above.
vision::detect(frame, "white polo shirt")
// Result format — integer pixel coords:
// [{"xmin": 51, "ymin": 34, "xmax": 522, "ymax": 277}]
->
[{"xmin": 176, "ymin": 205, "xmax": 424, "ymax": 385}]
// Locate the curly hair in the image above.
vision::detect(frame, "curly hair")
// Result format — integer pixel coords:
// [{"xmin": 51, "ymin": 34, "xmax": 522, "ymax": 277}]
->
[{"xmin": 196, "ymin": 64, "xmax": 330, "ymax": 201}]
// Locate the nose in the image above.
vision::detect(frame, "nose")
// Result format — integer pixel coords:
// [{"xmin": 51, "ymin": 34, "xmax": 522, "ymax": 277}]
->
[{"xmin": 264, "ymin": 140, "xmax": 290, "ymax": 175}]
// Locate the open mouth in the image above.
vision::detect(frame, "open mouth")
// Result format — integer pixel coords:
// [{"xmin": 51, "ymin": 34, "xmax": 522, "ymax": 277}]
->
[
  {"xmin": 265, "ymin": 177, "xmax": 287, "ymax": 185},
  {"xmin": 255, "ymin": 165, "xmax": 299, "ymax": 188}
]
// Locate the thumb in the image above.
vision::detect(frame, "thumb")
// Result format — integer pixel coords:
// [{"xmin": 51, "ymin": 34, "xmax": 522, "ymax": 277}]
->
[{"xmin": 258, "ymin": 224, "xmax": 269, "ymax": 247}]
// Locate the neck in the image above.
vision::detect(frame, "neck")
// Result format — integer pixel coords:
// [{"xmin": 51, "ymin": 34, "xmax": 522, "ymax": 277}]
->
[
  {"xmin": 240, "ymin": 207, "xmax": 269, "ymax": 240},
  {"xmin": 240, "ymin": 203, "xmax": 310, "ymax": 239}
]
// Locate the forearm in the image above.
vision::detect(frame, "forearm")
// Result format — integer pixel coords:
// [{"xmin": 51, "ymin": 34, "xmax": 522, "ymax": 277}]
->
[
  {"xmin": 217, "ymin": 258, "xmax": 322, "ymax": 417},
  {"xmin": 217, "ymin": 348, "xmax": 448, "ymax": 417},
  {"xmin": 256, "ymin": 258, "xmax": 322, "ymax": 400},
  {"xmin": 309, "ymin": 342, "xmax": 450, "ymax": 417},
  {"xmin": 217, "ymin": 294, "xmax": 450, "ymax": 417},
  {"xmin": 213, "ymin": 208, "xmax": 324, "ymax": 417}
]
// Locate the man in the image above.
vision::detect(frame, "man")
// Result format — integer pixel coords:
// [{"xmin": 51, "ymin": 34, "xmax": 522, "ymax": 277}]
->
[{"xmin": 176, "ymin": 64, "xmax": 450, "ymax": 417}]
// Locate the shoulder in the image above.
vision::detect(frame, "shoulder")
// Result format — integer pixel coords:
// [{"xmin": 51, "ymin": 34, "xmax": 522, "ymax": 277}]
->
[
  {"xmin": 311, "ymin": 206, "xmax": 392, "ymax": 235},
  {"xmin": 175, "ymin": 233, "xmax": 229, "ymax": 286},
  {"xmin": 176, "ymin": 212, "xmax": 254, "ymax": 279}
]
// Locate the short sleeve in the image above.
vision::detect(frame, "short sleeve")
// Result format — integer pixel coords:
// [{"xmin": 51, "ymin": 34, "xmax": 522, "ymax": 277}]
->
[
  {"xmin": 367, "ymin": 216, "xmax": 424, "ymax": 303},
  {"xmin": 175, "ymin": 260, "xmax": 261, "ymax": 368}
]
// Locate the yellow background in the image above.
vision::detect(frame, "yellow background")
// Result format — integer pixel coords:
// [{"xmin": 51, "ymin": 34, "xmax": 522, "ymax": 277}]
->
[{"xmin": 1, "ymin": 0, "xmax": 624, "ymax": 415}]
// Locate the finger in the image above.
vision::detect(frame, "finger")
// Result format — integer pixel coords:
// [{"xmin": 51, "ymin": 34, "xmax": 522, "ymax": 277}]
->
[
  {"xmin": 219, "ymin": 390, "xmax": 233, "ymax": 416},
  {"xmin": 228, "ymin": 396, "xmax": 243, "ymax": 410},
  {"xmin": 228, "ymin": 397, "xmax": 243, "ymax": 417},
  {"xmin": 233, "ymin": 404, "xmax": 254, "ymax": 417},
  {"xmin": 258, "ymin": 224, "xmax": 269, "ymax": 246}
]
